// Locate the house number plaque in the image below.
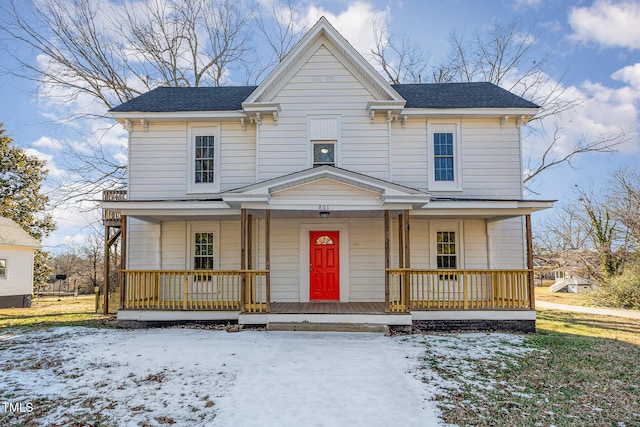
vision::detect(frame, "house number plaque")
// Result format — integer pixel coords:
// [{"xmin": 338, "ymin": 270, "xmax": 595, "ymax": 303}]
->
[{"xmin": 319, "ymin": 205, "xmax": 329, "ymax": 210}]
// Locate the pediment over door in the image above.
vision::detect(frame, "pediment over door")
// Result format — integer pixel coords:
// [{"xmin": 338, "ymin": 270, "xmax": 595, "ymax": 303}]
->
[{"xmin": 222, "ymin": 166, "xmax": 430, "ymax": 211}]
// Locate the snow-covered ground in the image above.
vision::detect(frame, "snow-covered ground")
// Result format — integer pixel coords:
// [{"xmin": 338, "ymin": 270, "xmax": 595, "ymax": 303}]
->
[{"xmin": 0, "ymin": 327, "xmax": 532, "ymax": 426}]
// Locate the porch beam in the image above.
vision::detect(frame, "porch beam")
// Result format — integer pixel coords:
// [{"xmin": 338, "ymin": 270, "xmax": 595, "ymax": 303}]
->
[
  {"xmin": 240, "ymin": 208, "xmax": 246, "ymax": 312},
  {"xmin": 398, "ymin": 213, "xmax": 404, "ymax": 269},
  {"xmin": 525, "ymin": 214, "xmax": 535, "ymax": 309},
  {"xmin": 265, "ymin": 209, "xmax": 271, "ymax": 312},
  {"xmin": 247, "ymin": 214, "xmax": 253, "ymax": 270},
  {"xmin": 120, "ymin": 215, "xmax": 127, "ymax": 310},
  {"xmin": 404, "ymin": 209, "xmax": 411, "ymax": 310},
  {"xmin": 103, "ymin": 224, "xmax": 109, "ymax": 315},
  {"xmin": 404, "ymin": 210, "xmax": 411, "ymax": 268},
  {"xmin": 384, "ymin": 210, "xmax": 390, "ymax": 311}
]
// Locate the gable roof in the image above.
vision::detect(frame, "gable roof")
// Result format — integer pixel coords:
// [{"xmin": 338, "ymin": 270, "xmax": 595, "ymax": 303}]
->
[
  {"xmin": 0, "ymin": 218, "xmax": 41, "ymax": 249},
  {"xmin": 393, "ymin": 82, "xmax": 539, "ymax": 109},
  {"xmin": 243, "ymin": 16, "xmax": 404, "ymax": 106},
  {"xmin": 110, "ymin": 82, "xmax": 536, "ymax": 113}
]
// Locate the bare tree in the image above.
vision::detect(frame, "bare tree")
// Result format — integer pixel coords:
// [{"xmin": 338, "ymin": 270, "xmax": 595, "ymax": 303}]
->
[
  {"xmin": 0, "ymin": 0, "xmax": 256, "ymax": 203},
  {"xmin": 537, "ymin": 178, "xmax": 636, "ymax": 281},
  {"xmin": 250, "ymin": 0, "xmax": 305, "ymax": 84},
  {"xmin": 370, "ymin": 18, "xmax": 429, "ymax": 84},
  {"xmin": 608, "ymin": 168, "xmax": 640, "ymax": 247}
]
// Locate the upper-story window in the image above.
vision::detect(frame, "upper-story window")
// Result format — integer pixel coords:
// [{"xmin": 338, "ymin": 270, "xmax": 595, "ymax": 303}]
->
[
  {"xmin": 308, "ymin": 116, "xmax": 340, "ymax": 167},
  {"xmin": 195, "ymin": 136, "xmax": 215, "ymax": 183},
  {"xmin": 428, "ymin": 121, "xmax": 462, "ymax": 191},
  {"xmin": 313, "ymin": 141, "xmax": 336, "ymax": 166},
  {"xmin": 434, "ymin": 133, "xmax": 454, "ymax": 181},
  {"xmin": 188, "ymin": 125, "xmax": 220, "ymax": 193}
]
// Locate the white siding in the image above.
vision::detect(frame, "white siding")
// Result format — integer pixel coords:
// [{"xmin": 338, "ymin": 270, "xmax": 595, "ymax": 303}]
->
[
  {"xmin": 127, "ymin": 218, "xmax": 160, "ymax": 269},
  {"xmin": 463, "ymin": 219, "xmax": 489, "ymax": 269},
  {"xmin": 259, "ymin": 44, "xmax": 390, "ymax": 181},
  {"xmin": 127, "ymin": 121, "xmax": 256, "ymax": 199},
  {"xmin": 349, "ymin": 219, "xmax": 384, "ymax": 301},
  {"xmin": 128, "ymin": 124, "xmax": 188, "ymax": 199},
  {"xmin": 391, "ymin": 119, "xmax": 524, "ymax": 199},
  {"xmin": 391, "ymin": 120, "xmax": 428, "ymax": 191},
  {"xmin": 0, "ymin": 246, "xmax": 34, "ymax": 297},
  {"xmin": 220, "ymin": 122, "xmax": 256, "ymax": 191},
  {"xmin": 161, "ymin": 221, "xmax": 186, "ymax": 269},
  {"xmin": 488, "ymin": 217, "xmax": 526, "ymax": 269},
  {"xmin": 460, "ymin": 120, "xmax": 522, "ymax": 199},
  {"xmin": 270, "ymin": 219, "xmax": 300, "ymax": 301}
]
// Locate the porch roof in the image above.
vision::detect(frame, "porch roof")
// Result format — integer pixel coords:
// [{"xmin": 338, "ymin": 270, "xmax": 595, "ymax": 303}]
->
[
  {"xmin": 222, "ymin": 165, "xmax": 430, "ymax": 210},
  {"xmin": 415, "ymin": 197, "xmax": 555, "ymax": 219}
]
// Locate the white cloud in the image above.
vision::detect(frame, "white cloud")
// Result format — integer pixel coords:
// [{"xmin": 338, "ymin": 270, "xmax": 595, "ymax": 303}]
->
[
  {"xmin": 523, "ymin": 64, "xmax": 640, "ymax": 178},
  {"xmin": 32, "ymin": 136, "xmax": 63, "ymax": 150},
  {"xmin": 512, "ymin": 0, "xmax": 543, "ymax": 10},
  {"xmin": 302, "ymin": 1, "xmax": 389, "ymax": 56},
  {"xmin": 569, "ymin": 1, "xmax": 640, "ymax": 49}
]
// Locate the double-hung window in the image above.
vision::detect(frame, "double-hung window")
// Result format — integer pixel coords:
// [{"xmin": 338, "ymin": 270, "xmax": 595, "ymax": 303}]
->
[
  {"xmin": 195, "ymin": 136, "xmax": 215, "ymax": 184},
  {"xmin": 188, "ymin": 126, "xmax": 220, "ymax": 193},
  {"xmin": 428, "ymin": 122, "xmax": 461, "ymax": 191},
  {"xmin": 436, "ymin": 231, "xmax": 457, "ymax": 269},
  {"xmin": 193, "ymin": 232, "xmax": 215, "ymax": 270},
  {"xmin": 430, "ymin": 221, "xmax": 463, "ymax": 273},
  {"xmin": 0, "ymin": 259, "xmax": 6, "ymax": 279}
]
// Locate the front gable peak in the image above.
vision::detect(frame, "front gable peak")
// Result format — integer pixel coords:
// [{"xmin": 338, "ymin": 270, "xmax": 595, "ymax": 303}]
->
[{"xmin": 242, "ymin": 17, "xmax": 405, "ymax": 117}]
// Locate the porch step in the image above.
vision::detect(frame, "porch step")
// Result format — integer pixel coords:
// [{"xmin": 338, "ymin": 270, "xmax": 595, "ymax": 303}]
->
[{"xmin": 267, "ymin": 322, "xmax": 390, "ymax": 333}]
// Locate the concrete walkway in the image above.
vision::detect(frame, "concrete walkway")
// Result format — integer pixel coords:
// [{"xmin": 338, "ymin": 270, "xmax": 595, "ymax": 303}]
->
[{"xmin": 536, "ymin": 300, "xmax": 640, "ymax": 319}]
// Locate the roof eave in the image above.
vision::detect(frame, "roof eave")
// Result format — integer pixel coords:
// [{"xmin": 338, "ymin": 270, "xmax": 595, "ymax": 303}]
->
[
  {"xmin": 110, "ymin": 110, "xmax": 246, "ymax": 121},
  {"xmin": 401, "ymin": 107, "xmax": 539, "ymax": 120}
]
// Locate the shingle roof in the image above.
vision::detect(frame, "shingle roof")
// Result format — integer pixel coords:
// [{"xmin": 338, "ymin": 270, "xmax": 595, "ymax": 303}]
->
[
  {"xmin": 109, "ymin": 86, "xmax": 258, "ymax": 113},
  {"xmin": 0, "ymin": 218, "xmax": 41, "ymax": 248},
  {"xmin": 109, "ymin": 82, "xmax": 537, "ymax": 113},
  {"xmin": 392, "ymin": 82, "xmax": 539, "ymax": 109}
]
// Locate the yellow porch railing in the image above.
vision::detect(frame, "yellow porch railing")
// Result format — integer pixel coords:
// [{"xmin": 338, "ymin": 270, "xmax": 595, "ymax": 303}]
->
[
  {"xmin": 120, "ymin": 270, "xmax": 269, "ymax": 312},
  {"xmin": 387, "ymin": 269, "xmax": 533, "ymax": 312}
]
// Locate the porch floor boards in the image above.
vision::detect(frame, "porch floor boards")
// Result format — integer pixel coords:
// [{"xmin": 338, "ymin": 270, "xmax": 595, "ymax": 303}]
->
[{"xmin": 269, "ymin": 302, "xmax": 388, "ymax": 315}]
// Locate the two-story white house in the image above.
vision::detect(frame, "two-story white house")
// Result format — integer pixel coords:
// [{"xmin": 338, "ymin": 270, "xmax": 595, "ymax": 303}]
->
[{"xmin": 102, "ymin": 18, "xmax": 553, "ymax": 331}]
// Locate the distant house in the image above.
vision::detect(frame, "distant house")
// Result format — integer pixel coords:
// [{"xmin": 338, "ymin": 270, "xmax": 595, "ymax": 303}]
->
[
  {"xmin": 101, "ymin": 17, "xmax": 554, "ymax": 331},
  {"xmin": 0, "ymin": 218, "xmax": 41, "ymax": 308}
]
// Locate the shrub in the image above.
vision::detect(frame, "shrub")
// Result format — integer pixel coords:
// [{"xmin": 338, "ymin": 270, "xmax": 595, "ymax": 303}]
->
[{"xmin": 590, "ymin": 262, "xmax": 640, "ymax": 309}]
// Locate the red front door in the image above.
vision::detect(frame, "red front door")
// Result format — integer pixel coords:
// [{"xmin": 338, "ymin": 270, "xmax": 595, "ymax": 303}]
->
[{"xmin": 310, "ymin": 231, "xmax": 340, "ymax": 301}]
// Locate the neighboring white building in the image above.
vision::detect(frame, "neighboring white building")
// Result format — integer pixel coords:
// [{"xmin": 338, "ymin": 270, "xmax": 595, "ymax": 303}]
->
[
  {"xmin": 102, "ymin": 18, "xmax": 553, "ymax": 331},
  {"xmin": 0, "ymin": 217, "xmax": 41, "ymax": 308}
]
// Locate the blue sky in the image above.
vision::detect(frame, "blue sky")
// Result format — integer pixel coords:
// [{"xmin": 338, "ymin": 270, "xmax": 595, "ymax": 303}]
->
[{"xmin": 1, "ymin": 0, "xmax": 639, "ymax": 251}]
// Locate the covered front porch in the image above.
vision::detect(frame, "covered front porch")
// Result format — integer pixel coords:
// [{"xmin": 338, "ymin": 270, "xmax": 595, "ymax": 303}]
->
[{"xmin": 102, "ymin": 167, "xmax": 552, "ymax": 328}]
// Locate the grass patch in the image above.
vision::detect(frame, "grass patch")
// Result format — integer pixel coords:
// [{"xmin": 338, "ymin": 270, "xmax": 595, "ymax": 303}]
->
[
  {"xmin": 535, "ymin": 286, "xmax": 593, "ymax": 307},
  {"xmin": 0, "ymin": 295, "xmax": 114, "ymax": 330},
  {"xmin": 430, "ymin": 310, "xmax": 640, "ymax": 426}
]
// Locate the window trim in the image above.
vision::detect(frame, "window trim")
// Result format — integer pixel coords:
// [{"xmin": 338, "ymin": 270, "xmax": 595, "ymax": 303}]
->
[
  {"xmin": 429, "ymin": 220, "xmax": 464, "ymax": 269},
  {"xmin": 307, "ymin": 115, "xmax": 341, "ymax": 168},
  {"xmin": 187, "ymin": 222, "xmax": 220, "ymax": 270},
  {"xmin": 427, "ymin": 120, "xmax": 462, "ymax": 191},
  {"xmin": 187, "ymin": 125, "xmax": 221, "ymax": 194},
  {"xmin": 0, "ymin": 259, "xmax": 6, "ymax": 279}
]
